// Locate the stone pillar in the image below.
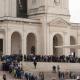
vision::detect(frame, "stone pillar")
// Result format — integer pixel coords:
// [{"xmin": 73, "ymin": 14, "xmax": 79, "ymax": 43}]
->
[
  {"xmin": 7, "ymin": 34, "xmax": 11, "ymax": 55},
  {"xmin": 22, "ymin": 26, "xmax": 26, "ymax": 56},
  {"xmin": 22, "ymin": 35, "xmax": 26, "ymax": 56},
  {"xmin": 36, "ymin": 33, "xmax": 42, "ymax": 55},
  {"xmin": 5, "ymin": 26, "xmax": 11, "ymax": 55},
  {"xmin": 5, "ymin": 0, "xmax": 10, "ymax": 16},
  {"xmin": 41, "ymin": 16, "xmax": 50, "ymax": 55},
  {"xmin": 64, "ymin": 29, "xmax": 70, "ymax": 56},
  {"xmin": 77, "ymin": 31, "xmax": 80, "ymax": 57},
  {"xmin": 49, "ymin": 34, "xmax": 53, "ymax": 55},
  {"xmin": 4, "ymin": 0, "xmax": 17, "ymax": 17},
  {"xmin": 5, "ymin": 26, "xmax": 8, "ymax": 55},
  {"xmin": 41, "ymin": 17, "xmax": 47, "ymax": 55},
  {"xmin": 47, "ymin": 25, "xmax": 51, "ymax": 55},
  {"xmin": 0, "ymin": 0, "xmax": 5, "ymax": 17},
  {"xmin": 11, "ymin": 0, "xmax": 17, "ymax": 17}
]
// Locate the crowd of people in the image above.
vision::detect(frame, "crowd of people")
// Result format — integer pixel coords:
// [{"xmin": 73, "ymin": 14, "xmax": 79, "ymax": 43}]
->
[
  {"xmin": 58, "ymin": 71, "xmax": 80, "ymax": 80},
  {"xmin": 1, "ymin": 52, "xmax": 80, "ymax": 63},
  {"xmin": 52, "ymin": 65, "xmax": 80, "ymax": 80},
  {"xmin": 26, "ymin": 53, "xmax": 80, "ymax": 63},
  {"xmin": 1, "ymin": 53, "xmax": 80, "ymax": 80},
  {"xmin": 1, "ymin": 54, "xmax": 43, "ymax": 80}
]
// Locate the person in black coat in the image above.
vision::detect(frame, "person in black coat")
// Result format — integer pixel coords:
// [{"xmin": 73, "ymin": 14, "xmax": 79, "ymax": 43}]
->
[
  {"xmin": 34, "ymin": 60, "xmax": 37, "ymax": 69},
  {"xmin": 3, "ymin": 74, "xmax": 6, "ymax": 80},
  {"xmin": 33, "ymin": 55, "xmax": 37, "ymax": 69}
]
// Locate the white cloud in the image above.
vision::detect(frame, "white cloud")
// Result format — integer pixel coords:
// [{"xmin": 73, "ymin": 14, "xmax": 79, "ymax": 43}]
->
[{"xmin": 69, "ymin": 0, "xmax": 80, "ymax": 23}]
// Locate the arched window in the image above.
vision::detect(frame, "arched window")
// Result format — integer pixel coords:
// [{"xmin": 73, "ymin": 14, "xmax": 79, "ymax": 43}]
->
[
  {"xmin": 70, "ymin": 36, "xmax": 76, "ymax": 53},
  {"xmin": 27, "ymin": 33, "xmax": 36, "ymax": 55},
  {"xmin": 53, "ymin": 34, "xmax": 63, "ymax": 56},
  {"xmin": 11, "ymin": 32, "xmax": 22, "ymax": 54}
]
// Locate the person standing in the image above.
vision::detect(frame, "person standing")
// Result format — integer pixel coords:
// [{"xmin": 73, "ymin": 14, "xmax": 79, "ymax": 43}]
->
[
  {"xmin": 34, "ymin": 60, "xmax": 37, "ymax": 69},
  {"xmin": 3, "ymin": 74, "xmax": 6, "ymax": 80},
  {"xmin": 33, "ymin": 55, "xmax": 37, "ymax": 69},
  {"xmin": 57, "ymin": 65, "xmax": 60, "ymax": 72}
]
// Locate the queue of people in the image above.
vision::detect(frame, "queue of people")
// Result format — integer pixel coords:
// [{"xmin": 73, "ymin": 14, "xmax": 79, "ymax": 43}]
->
[
  {"xmin": 1, "ymin": 52, "xmax": 80, "ymax": 63},
  {"xmin": 1, "ymin": 55, "xmax": 38, "ymax": 80},
  {"xmin": 26, "ymin": 53, "xmax": 80, "ymax": 63},
  {"xmin": 1, "ymin": 53, "xmax": 80, "ymax": 80},
  {"xmin": 1, "ymin": 54, "xmax": 45, "ymax": 80},
  {"xmin": 52, "ymin": 65, "xmax": 80, "ymax": 80}
]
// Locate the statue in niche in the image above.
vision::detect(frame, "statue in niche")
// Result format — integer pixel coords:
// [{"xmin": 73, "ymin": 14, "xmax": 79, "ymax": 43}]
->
[
  {"xmin": 31, "ymin": 46, "xmax": 35, "ymax": 55},
  {"xmin": 54, "ymin": 0, "xmax": 60, "ymax": 5},
  {"xmin": 54, "ymin": 0, "xmax": 60, "ymax": 3},
  {"xmin": 18, "ymin": 0, "xmax": 22, "ymax": 9},
  {"xmin": 17, "ymin": 0, "xmax": 27, "ymax": 17}
]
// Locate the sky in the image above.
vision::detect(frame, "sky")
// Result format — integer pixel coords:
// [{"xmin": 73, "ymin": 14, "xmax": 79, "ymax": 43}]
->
[{"xmin": 69, "ymin": 0, "xmax": 80, "ymax": 23}]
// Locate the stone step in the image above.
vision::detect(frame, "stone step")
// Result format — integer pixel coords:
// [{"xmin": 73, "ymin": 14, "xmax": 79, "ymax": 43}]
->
[
  {"xmin": 43, "ymin": 72, "xmax": 59, "ymax": 80},
  {"xmin": 22, "ymin": 62, "xmax": 80, "ymax": 72},
  {"xmin": 28, "ymin": 72, "xmax": 59, "ymax": 80}
]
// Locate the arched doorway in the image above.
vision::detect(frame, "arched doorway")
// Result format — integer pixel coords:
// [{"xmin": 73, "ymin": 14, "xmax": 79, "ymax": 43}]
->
[
  {"xmin": 27, "ymin": 33, "xmax": 36, "ymax": 55},
  {"xmin": 0, "ymin": 39, "xmax": 3, "ymax": 56},
  {"xmin": 53, "ymin": 34, "xmax": 63, "ymax": 56},
  {"xmin": 70, "ymin": 36, "xmax": 76, "ymax": 53},
  {"xmin": 11, "ymin": 32, "xmax": 22, "ymax": 54}
]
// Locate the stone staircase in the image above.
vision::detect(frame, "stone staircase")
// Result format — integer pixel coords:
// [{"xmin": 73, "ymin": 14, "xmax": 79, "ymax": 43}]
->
[
  {"xmin": 44, "ymin": 72, "xmax": 59, "ymax": 80},
  {"xmin": 22, "ymin": 62, "xmax": 80, "ymax": 80},
  {"xmin": 22, "ymin": 62, "xmax": 80, "ymax": 72},
  {"xmin": 0, "ymin": 62, "xmax": 80, "ymax": 80},
  {"xmin": 27, "ymin": 71, "xmax": 59, "ymax": 80}
]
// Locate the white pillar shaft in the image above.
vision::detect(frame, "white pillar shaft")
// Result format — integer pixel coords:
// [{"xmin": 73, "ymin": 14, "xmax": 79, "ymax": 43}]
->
[
  {"xmin": 41, "ymin": 17, "xmax": 50, "ymax": 55},
  {"xmin": 22, "ymin": 27, "xmax": 26, "ymax": 55},
  {"xmin": 22, "ymin": 36, "xmax": 26, "ymax": 55},
  {"xmin": 11, "ymin": 0, "xmax": 17, "ymax": 17},
  {"xmin": 4, "ymin": 0, "xmax": 17, "ymax": 17},
  {"xmin": 41, "ymin": 18, "xmax": 47, "ymax": 55},
  {"xmin": 5, "ymin": 27, "xmax": 11, "ymax": 55},
  {"xmin": 7, "ymin": 36, "xmax": 11, "ymax": 55}
]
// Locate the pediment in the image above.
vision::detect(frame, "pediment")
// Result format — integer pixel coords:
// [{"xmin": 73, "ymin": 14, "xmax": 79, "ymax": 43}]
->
[{"xmin": 49, "ymin": 18, "xmax": 71, "ymax": 27}]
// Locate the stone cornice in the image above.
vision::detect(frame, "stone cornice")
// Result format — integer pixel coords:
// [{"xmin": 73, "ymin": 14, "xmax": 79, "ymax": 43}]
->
[
  {"xmin": 0, "ymin": 17, "xmax": 41, "ymax": 24},
  {"xmin": 27, "ymin": 6, "xmax": 45, "ymax": 15}
]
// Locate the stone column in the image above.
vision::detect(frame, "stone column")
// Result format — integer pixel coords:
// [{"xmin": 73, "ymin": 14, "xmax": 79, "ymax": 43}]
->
[
  {"xmin": 41, "ymin": 17, "xmax": 47, "ymax": 55},
  {"xmin": 64, "ymin": 29, "xmax": 70, "ymax": 56},
  {"xmin": 41, "ymin": 16, "xmax": 50, "ymax": 55},
  {"xmin": 11, "ymin": 0, "xmax": 17, "ymax": 17},
  {"xmin": 5, "ymin": 0, "xmax": 10, "ymax": 16},
  {"xmin": 0, "ymin": 0, "xmax": 5, "ymax": 17},
  {"xmin": 5, "ymin": 26, "xmax": 11, "ymax": 55},
  {"xmin": 22, "ymin": 35, "xmax": 26, "ymax": 55},
  {"xmin": 46, "ymin": 25, "xmax": 51, "ymax": 55},
  {"xmin": 49, "ymin": 34, "xmax": 53, "ymax": 55},
  {"xmin": 4, "ymin": 0, "xmax": 17, "ymax": 17},
  {"xmin": 22, "ymin": 25, "xmax": 26, "ymax": 56},
  {"xmin": 7, "ymin": 34, "xmax": 11, "ymax": 55},
  {"xmin": 5, "ymin": 26, "xmax": 8, "ymax": 55}
]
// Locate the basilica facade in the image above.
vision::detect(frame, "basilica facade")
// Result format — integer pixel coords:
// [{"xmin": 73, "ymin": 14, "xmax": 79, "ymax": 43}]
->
[{"xmin": 0, "ymin": 0, "xmax": 80, "ymax": 57}]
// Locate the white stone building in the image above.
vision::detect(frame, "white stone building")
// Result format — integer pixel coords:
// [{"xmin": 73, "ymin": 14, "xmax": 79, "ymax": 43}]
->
[{"xmin": 0, "ymin": 0, "xmax": 80, "ymax": 57}]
